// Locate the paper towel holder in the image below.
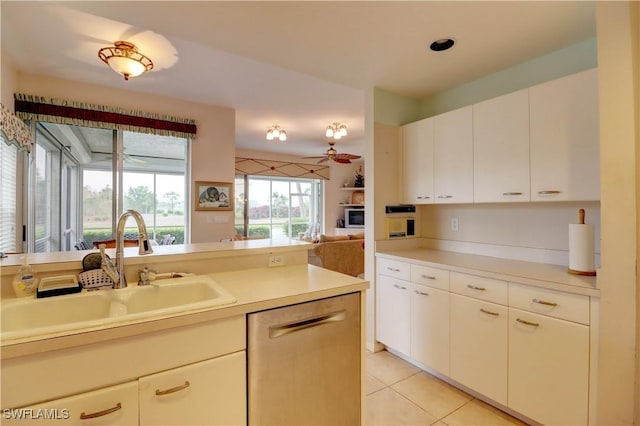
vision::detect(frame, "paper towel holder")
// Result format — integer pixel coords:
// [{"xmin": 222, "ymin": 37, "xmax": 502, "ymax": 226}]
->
[{"xmin": 568, "ymin": 208, "xmax": 597, "ymax": 276}]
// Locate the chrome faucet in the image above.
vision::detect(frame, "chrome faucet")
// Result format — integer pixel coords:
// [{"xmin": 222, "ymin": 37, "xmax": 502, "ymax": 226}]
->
[{"xmin": 102, "ymin": 209, "xmax": 154, "ymax": 289}]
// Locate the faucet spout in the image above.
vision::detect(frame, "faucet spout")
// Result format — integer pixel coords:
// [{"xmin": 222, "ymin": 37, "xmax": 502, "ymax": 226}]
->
[{"xmin": 113, "ymin": 209, "xmax": 154, "ymax": 289}]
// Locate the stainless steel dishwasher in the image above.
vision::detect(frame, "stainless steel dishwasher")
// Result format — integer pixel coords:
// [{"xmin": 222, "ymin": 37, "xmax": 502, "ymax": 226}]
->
[{"xmin": 247, "ymin": 292, "xmax": 361, "ymax": 425}]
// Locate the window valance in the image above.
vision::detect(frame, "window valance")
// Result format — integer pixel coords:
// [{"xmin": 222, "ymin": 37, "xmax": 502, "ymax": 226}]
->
[
  {"xmin": 1, "ymin": 103, "xmax": 32, "ymax": 152},
  {"xmin": 236, "ymin": 157, "xmax": 330, "ymax": 180},
  {"xmin": 14, "ymin": 94, "xmax": 197, "ymax": 139}
]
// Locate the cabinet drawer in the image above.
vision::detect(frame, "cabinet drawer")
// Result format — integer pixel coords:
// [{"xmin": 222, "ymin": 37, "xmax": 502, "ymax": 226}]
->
[
  {"xmin": 410, "ymin": 264, "xmax": 449, "ymax": 291},
  {"xmin": 450, "ymin": 272, "xmax": 507, "ymax": 305},
  {"xmin": 377, "ymin": 258, "xmax": 410, "ymax": 281},
  {"xmin": 509, "ymin": 283, "xmax": 590, "ymax": 325}
]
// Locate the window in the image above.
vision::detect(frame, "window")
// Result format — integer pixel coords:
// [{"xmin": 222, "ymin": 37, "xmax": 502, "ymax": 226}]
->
[
  {"xmin": 235, "ymin": 175, "xmax": 322, "ymax": 240},
  {"xmin": 27, "ymin": 123, "xmax": 190, "ymax": 251},
  {"xmin": 0, "ymin": 138, "xmax": 18, "ymax": 253}
]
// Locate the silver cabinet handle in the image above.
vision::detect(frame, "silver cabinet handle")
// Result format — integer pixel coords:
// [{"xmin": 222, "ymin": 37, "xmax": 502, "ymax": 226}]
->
[
  {"xmin": 393, "ymin": 283, "xmax": 407, "ymax": 290},
  {"xmin": 480, "ymin": 308, "xmax": 499, "ymax": 316},
  {"xmin": 437, "ymin": 195, "xmax": 453, "ymax": 199},
  {"xmin": 270, "ymin": 311, "xmax": 346, "ymax": 338},
  {"xmin": 156, "ymin": 381, "xmax": 191, "ymax": 396},
  {"xmin": 421, "ymin": 274, "xmax": 436, "ymax": 280},
  {"xmin": 387, "ymin": 267, "xmax": 400, "ymax": 272},
  {"xmin": 467, "ymin": 284, "xmax": 486, "ymax": 291},
  {"xmin": 516, "ymin": 318, "xmax": 540, "ymax": 327},
  {"xmin": 415, "ymin": 289, "xmax": 429, "ymax": 296},
  {"xmin": 417, "ymin": 196, "xmax": 431, "ymax": 199},
  {"xmin": 532, "ymin": 298, "xmax": 558, "ymax": 307},
  {"xmin": 538, "ymin": 190, "xmax": 561, "ymax": 195},
  {"xmin": 502, "ymin": 192, "xmax": 523, "ymax": 196},
  {"xmin": 80, "ymin": 403, "xmax": 122, "ymax": 420}
]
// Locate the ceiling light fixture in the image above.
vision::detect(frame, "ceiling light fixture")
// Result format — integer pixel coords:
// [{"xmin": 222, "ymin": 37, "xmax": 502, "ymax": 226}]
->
[
  {"xmin": 430, "ymin": 38, "xmax": 455, "ymax": 52},
  {"xmin": 325, "ymin": 122, "xmax": 348, "ymax": 140},
  {"xmin": 266, "ymin": 124, "xmax": 287, "ymax": 141},
  {"xmin": 98, "ymin": 41, "xmax": 154, "ymax": 80}
]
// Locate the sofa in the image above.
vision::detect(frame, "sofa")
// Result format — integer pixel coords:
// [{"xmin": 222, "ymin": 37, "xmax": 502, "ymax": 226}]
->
[{"xmin": 308, "ymin": 233, "xmax": 365, "ymax": 277}]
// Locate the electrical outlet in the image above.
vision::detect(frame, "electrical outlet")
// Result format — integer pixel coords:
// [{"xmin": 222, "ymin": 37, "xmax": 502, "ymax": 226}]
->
[
  {"xmin": 268, "ymin": 255, "xmax": 285, "ymax": 267},
  {"xmin": 451, "ymin": 218, "xmax": 459, "ymax": 232}
]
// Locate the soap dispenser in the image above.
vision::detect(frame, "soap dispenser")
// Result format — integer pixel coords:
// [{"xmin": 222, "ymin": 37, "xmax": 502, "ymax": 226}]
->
[{"xmin": 12, "ymin": 256, "xmax": 37, "ymax": 297}]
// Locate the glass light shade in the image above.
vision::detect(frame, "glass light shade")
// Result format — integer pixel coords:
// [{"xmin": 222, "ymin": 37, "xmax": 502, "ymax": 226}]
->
[
  {"xmin": 333, "ymin": 132, "xmax": 342, "ymax": 140},
  {"xmin": 279, "ymin": 130, "xmax": 287, "ymax": 141},
  {"xmin": 325, "ymin": 126, "xmax": 334, "ymax": 138},
  {"xmin": 266, "ymin": 130, "xmax": 274, "ymax": 140},
  {"xmin": 339, "ymin": 124, "xmax": 348, "ymax": 137},
  {"xmin": 272, "ymin": 128, "xmax": 280, "ymax": 138},
  {"xmin": 107, "ymin": 56, "xmax": 147, "ymax": 79}
]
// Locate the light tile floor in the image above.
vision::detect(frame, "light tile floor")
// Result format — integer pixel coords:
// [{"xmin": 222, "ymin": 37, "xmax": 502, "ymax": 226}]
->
[{"xmin": 365, "ymin": 350, "xmax": 529, "ymax": 426}]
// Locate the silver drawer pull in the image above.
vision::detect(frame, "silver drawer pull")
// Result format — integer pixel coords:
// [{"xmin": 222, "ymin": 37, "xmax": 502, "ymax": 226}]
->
[
  {"xmin": 502, "ymin": 192, "xmax": 523, "ymax": 196},
  {"xmin": 156, "ymin": 381, "xmax": 191, "ymax": 396},
  {"xmin": 421, "ymin": 274, "xmax": 436, "ymax": 280},
  {"xmin": 270, "ymin": 311, "xmax": 346, "ymax": 338},
  {"xmin": 437, "ymin": 195, "xmax": 453, "ymax": 199},
  {"xmin": 467, "ymin": 284, "xmax": 486, "ymax": 291},
  {"xmin": 387, "ymin": 267, "xmax": 400, "ymax": 272},
  {"xmin": 415, "ymin": 290, "xmax": 429, "ymax": 296},
  {"xmin": 480, "ymin": 308, "xmax": 499, "ymax": 316},
  {"xmin": 538, "ymin": 190, "xmax": 561, "ymax": 195},
  {"xmin": 80, "ymin": 403, "xmax": 122, "ymax": 420},
  {"xmin": 516, "ymin": 318, "xmax": 540, "ymax": 327},
  {"xmin": 417, "ymin": 196, "xmax": 431, "ymax": 199},
  {"xmin": 532, "ymin": 298, "xmax": 558, "ymax": 307},
  {"xmin": 393, "ymin": 284, "xmax": 407, "ymax": 290}
]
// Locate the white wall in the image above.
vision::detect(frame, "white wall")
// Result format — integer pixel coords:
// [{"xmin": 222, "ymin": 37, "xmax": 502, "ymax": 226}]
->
[{"xmin": 14, "ymin": 72, "xmax": 236, "ymax": 244}]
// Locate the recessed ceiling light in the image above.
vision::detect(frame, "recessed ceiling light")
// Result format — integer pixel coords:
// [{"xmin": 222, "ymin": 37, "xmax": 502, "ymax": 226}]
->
[{"xmin": 430, "ymin": 38, "xmax": 455, "ymax": 52}]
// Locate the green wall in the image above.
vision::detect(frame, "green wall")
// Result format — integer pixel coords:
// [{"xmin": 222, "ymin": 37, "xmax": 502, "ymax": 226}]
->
[{"xmin": 374, "ymin": 37, "xmax": 598, "ymax": 126}]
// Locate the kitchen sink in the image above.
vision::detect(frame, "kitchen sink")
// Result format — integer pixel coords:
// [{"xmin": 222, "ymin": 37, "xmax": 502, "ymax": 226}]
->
[
  {"xmin": 1, "ymin": 275, "xmax": 236, "ymax": 341},
  {"xmin": 120, "ymin": 275, "xmax": 237, "ymax": 315}
]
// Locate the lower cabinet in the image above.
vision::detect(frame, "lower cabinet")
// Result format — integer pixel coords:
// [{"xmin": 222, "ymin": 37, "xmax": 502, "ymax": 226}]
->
[
  {"xmin": 508, "ymin": 308, "xmax": 589, "ymax": 426},
  {"xmin": 377, "ymin": 274, "xmax": 411, "ymax": 355},
  {"xmin": 410, "ymin": 283, "xmax": 450, "ymax": 375},
  {"xmin": 4, "ymin": 353, "xmax": 246, "ymax": 426},
  {"xmin": 450, "ymin": 294, "xmax": 508, "ymax": 406},
  {"xmin": 139, "ymin": 351, "xmax": 246, "ymax": 425}
]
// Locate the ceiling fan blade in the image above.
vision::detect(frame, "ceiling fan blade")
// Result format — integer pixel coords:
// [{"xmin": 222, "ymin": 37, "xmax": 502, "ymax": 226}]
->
[
  {"xmin": 317, "ymin": 157, "xmax": 330, "ymax": 164},
  {"xmin": 333, "ymin": 157, "xmax": 352, "ymax": 164},
  {"xmin": 302, "ymin": 155, "xmax": 328, "ymax": 159},
  {"xmin": 334, "ymin": 153, "xmax": 361, "ymax": 160}
]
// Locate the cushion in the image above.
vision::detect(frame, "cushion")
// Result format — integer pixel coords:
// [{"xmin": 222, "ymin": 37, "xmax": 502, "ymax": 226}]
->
[
  {"xmin": 348, "ymin": 233, "xmax": 365, "ymax": 240},
  {"xmin": 319, "ymin": 234, "xmax": 350, "ymax": 242}
]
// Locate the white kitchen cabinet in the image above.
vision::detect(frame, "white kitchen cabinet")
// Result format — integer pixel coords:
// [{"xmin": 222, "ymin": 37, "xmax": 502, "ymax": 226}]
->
[
  {"xmin": 377, "ymin": 274, "xmax": 411, "ymax": 355},
  {"xmin": 508, "ymin": 308, "xmax": 589, "ymax": 426},
  {"xmin": 473, "ymin": 89, "xmax": 530, "ymax": 202},
  {"xmin": 139, "ymin": 351, "xmax": 246, "ymax": 425},
  {"xmin": 410, "ymin": 283, "xmax": 450, "ymax": 375},
  {"xmin": 3, "ymin": 381, "xmax": 139, "ymax": 426},
  {"xmin": 401, "ymin": 117, "xmax": 434, "ymax": 204},
  {"xmin": 434, "ymin": 105, "xmax": 473, "ymax": 203},
  {"xmin": 450, "ymin": 293, "xmax": 508, "ymax": 406},
  {"xmin": 529, "ymin": 68, "xmax": 599, "ymax": 201}
]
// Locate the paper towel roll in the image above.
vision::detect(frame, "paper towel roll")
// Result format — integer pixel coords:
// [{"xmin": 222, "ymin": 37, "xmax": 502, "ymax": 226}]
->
[{"xmin": 569, "ymin": 223, "xmax": 595, "ymax": 275}]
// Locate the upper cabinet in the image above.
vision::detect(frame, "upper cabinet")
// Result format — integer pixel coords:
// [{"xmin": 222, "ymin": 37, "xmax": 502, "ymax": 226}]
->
[
  {"xmin": 473, "ymin": 89, "xmax": 530, "ymax": 203},
  {"xmin": 401, "ymin": 118, "xmax": 434, "ymax": 204},
  {"xmin": 529, "ymin": 68, "xmax": 600, "ymax": 201},
  {"xmin": 434, "ymin": 105, "xmax": 474, "ymax": 203}
]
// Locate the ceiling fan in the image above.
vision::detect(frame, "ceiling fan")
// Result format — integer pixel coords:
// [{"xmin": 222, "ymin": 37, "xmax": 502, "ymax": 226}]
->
[{"xmin": 303, "ymin": 142, "xmax": 361, "ymax": 164}]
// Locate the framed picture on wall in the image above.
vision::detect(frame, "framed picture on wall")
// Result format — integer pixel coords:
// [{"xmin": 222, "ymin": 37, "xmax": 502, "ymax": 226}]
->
[{"xmin": 194, "ymin": 181, "xmax": 234, "ymax": 211}]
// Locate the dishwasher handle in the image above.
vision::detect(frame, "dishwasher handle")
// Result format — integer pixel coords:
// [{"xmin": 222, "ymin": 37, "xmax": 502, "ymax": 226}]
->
[{"xmin": 269, "ymin": 310, "xmax": 346, "ymax": 338}]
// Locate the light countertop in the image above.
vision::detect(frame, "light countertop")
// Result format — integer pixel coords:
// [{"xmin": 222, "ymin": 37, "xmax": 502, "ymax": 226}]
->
[
  {"xmin": 1, "ymin": 264, "xmax": 368, "ymax": 359},
  {"xmin": 376, "ymin": 248, "xmax": 598, "ymax": 297}
]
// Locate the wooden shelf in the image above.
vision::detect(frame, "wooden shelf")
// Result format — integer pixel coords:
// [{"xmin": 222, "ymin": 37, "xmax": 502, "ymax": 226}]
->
[{"xmin": 340, "ymin": 187, "xmax": 365, "ymax": 191}]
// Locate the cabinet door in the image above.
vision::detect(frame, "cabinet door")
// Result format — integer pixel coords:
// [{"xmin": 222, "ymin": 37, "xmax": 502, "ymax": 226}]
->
[
  {"xmin": 473, "ymin": 89, "xmax": 530, "ymax": 202},
  {"xmin": 139, "ymin": 351, "xmax": 246, "ymax": 426},
  {"xmin": 530, "ymin": 68, "xmax": 599, "ymax": 201},
  {"xmin": 401, "ymin": 118, "xmax": 434, "ymax": 204},
  {"xmin": 410, "ymin": 283, "xmax": 449, "ymax": 375},
  {"xmin": 3, "ymin": 381, "xmax": 138, "ymax": 426},
  {"xmin": 450, "ymin": 294, "xmax": 507, "ymax": 406},
  {"xmin": 377, "ymin": 274, "xmax": 411, "ymax": 355},
  {"xmin": 508, "ymin": 308, "xmax": 589, "ymax": 426},
  {"xmin": 434, "ymin": 106, "xmax": 473, "ymax": 203}
]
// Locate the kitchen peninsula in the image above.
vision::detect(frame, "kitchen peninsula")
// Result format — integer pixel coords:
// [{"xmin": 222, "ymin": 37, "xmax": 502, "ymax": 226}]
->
[{"xmin": 1, "ymin": 240, "xmax": 368, "ymax": 425}]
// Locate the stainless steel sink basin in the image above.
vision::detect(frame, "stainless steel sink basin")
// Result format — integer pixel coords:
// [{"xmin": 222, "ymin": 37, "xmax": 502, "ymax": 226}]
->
[{"xmin": 1, "ymin": 275, "xmax": 236, "ymax": 341}]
